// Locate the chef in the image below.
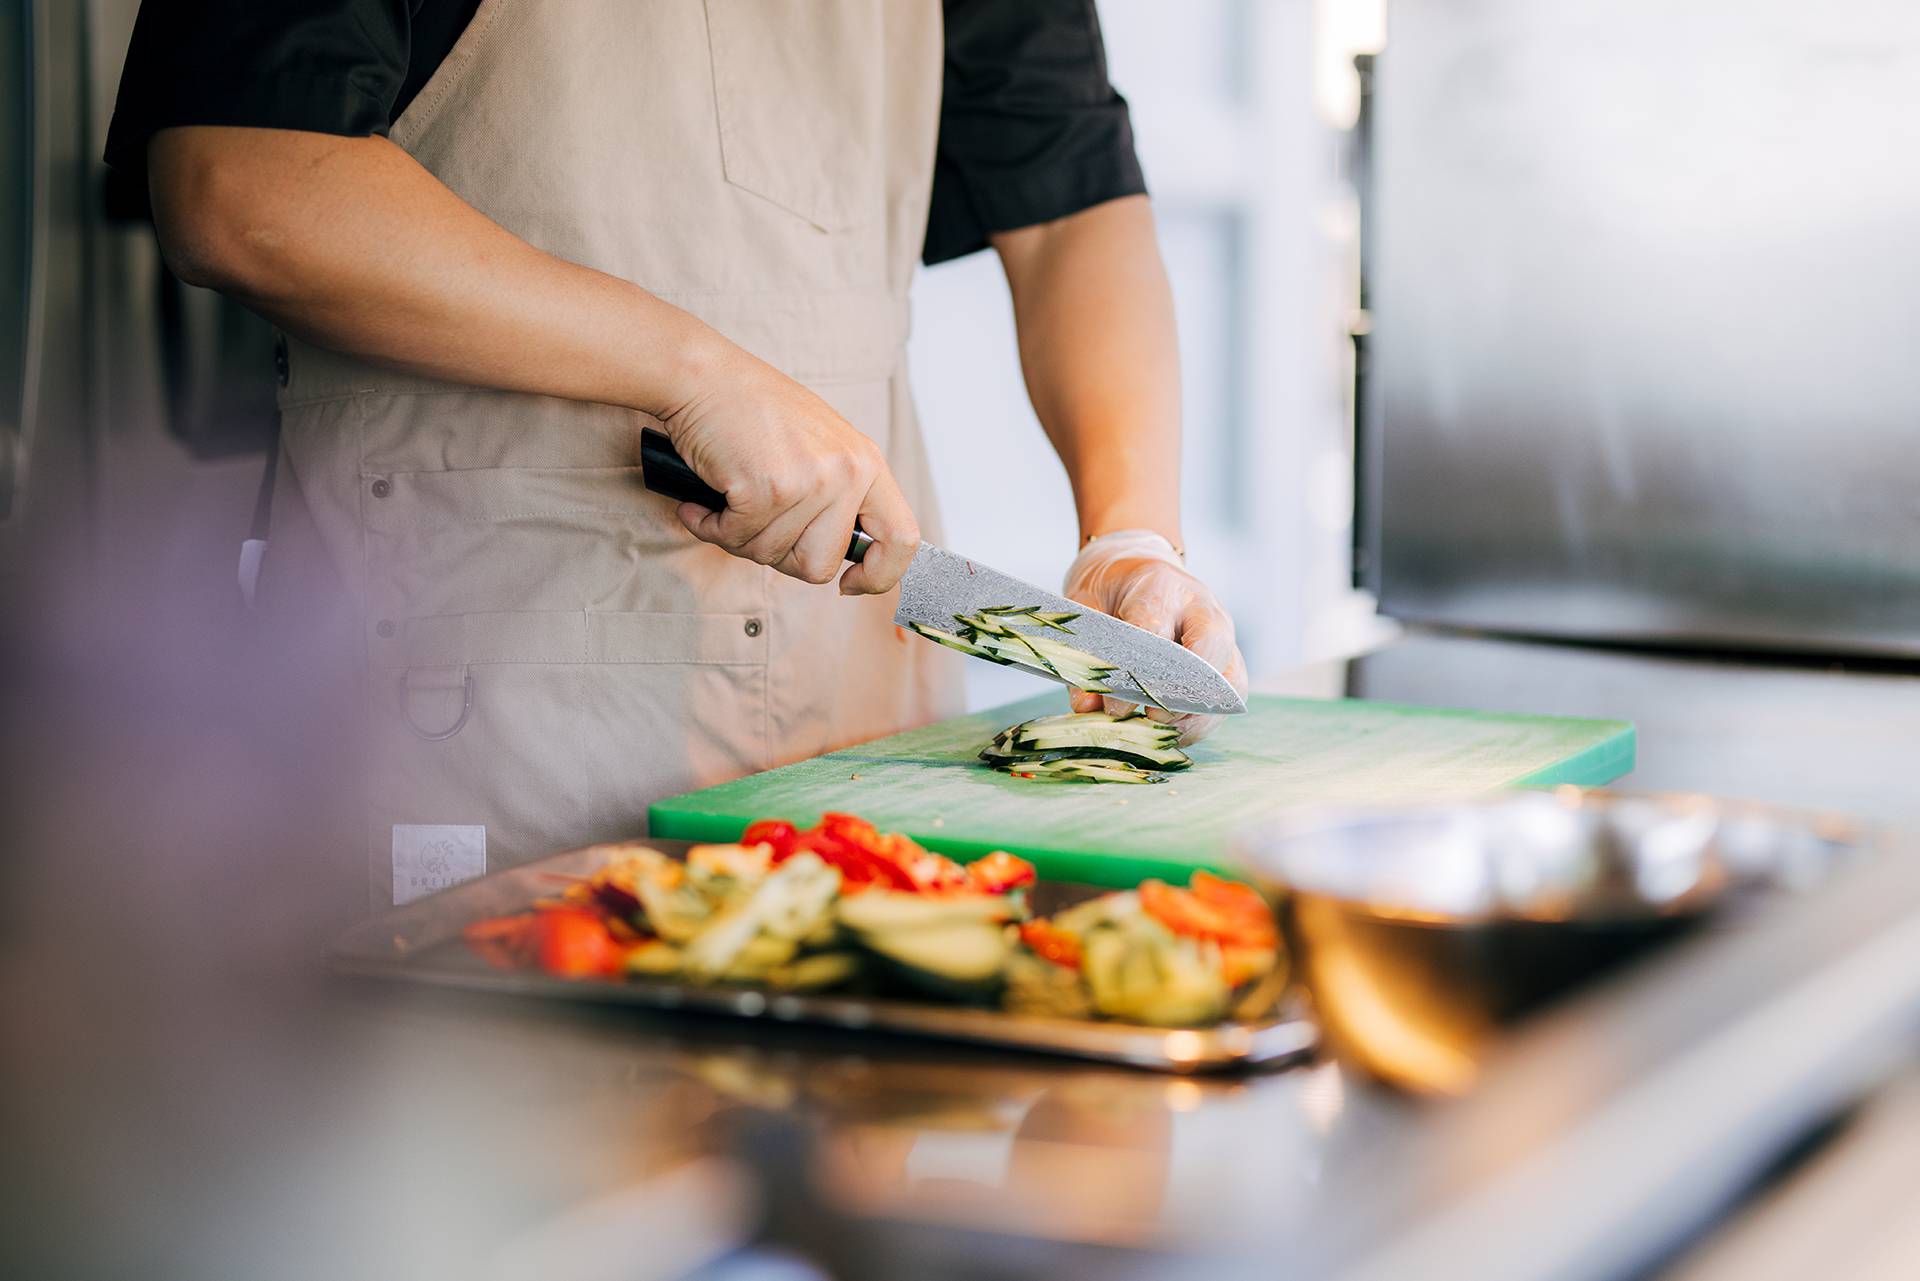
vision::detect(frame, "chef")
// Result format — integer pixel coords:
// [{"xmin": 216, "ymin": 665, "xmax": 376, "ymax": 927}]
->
[{"xmin": 107, "ymin": 0, "xmax": 1249, "ymax": 906}]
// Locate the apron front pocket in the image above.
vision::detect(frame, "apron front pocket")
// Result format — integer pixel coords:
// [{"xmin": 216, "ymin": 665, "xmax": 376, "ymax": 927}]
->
[
  {"xmin": 360, "ymin": 463, "xmax": 759, "ymax": 621},
  {"xmin": 365, "ymin": 609, "xmax": 770, "ymax": 909}
]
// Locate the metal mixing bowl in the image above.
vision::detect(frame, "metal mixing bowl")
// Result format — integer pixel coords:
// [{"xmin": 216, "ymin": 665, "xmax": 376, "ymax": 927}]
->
[{"xmin": 1234, "ymin": 789, "xmax": 1866, "ymax": 1094}]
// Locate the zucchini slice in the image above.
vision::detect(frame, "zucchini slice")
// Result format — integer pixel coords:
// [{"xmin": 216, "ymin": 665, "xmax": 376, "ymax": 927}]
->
[
  {"xmin": 993, "ymin": 758, "xmax": 1167, "ymax": 784},
  {"xmin": 974, "ymin": 604, "xmax": 1081, "ymax": 633},
  {"xmin": 766, "ymin": 950, "xmax": 862, "ymax": 993},
  {"xmin": 980, "ymin": 742, "xmax": 1192, "ymax": 772},
  {"xmin": 1007, "ymin": 718, "xmax": 1179, "ymax": 753},
  {"xmin": 858, "ymin": 920, "xmax": 1011, "ymax": 997},
  {"xmin": 922, "ymin": 607, "xmax": 1125, "ymax": 698},
  {"xmin": 987, "ymin": 710, "xmax": 1191, "ymax": 782},
  {"xmin": 837, "ymin": 889, "xmax": 1018, "ymax": 934},
  {"xmin": 907, "ymin": 620, "xmax": 1010, "ymax": 663}
]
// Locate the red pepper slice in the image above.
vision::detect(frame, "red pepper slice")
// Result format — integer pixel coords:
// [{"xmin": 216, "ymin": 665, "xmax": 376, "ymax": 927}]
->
[
  {"xmin": 966, "ymin": 851, "xmax": 1037, "ymax": 894},
  {"xmin": 1019, "ymin": 919, "xmax": 1083, "ymax": 969},
  {"xmin": 1139, "ymin": 879, "xmax": 1276, "ymax": 949},
  {"xmin": 529, "ymin": 907, "xmax": 626, "ymax": 978},
  {"xmin": 742, "ymin": 818, "xmax": 803, "ymax": 861},
  {"xmin": 1190, "ymin": 870, "xmax": 1270, "ymax": 920}
]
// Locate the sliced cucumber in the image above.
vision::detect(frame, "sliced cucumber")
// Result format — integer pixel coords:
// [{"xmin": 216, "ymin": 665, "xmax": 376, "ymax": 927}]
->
[
  {"xmin": 1081, "ymin": 919, "xmax": 1230, "ymax": 1027},
  {"xmin": 907, "ymin": 620, "xmax": 1009, "ymax": 663},
  {"xmin": 1007, "ymin": 717, "xmax": 1180, "ymax": 754},
  {"xmin": 681, "ymin": 852, "xmax": 841, "ymax": 979},
  {"xmin": 624, "ymin": 941, "xmax": 684, "ymax": 979},
  {"xmin": 993, "ymin": 759, "xmax": 1166, "ymax": 784},
  {"xmin": 859, "ymin": 920, "xmax": 1011, "ymax": 998},
  {"xmin": 702, "ymin": 933, "xmax": 804, "ymax": 984},
  {"xmin": 992, "ymin": 709, "xmax": 1154, "ymax": 740},
  {"xmin": 633, "ymin": 873, "xmax": 716, "ymax": 944},
  {"xmin": 980, "ymin": 742, "xmax": 1192, "ymax": 772},
  {"xmin": 956, "ymin": 612, "xmax": 1020, "ymax": 639},
  {"xmin": 837, "ymin": 889, "xmax": 1017, "ymax": 934},
  {"xmin": 1001, "ymin": 708, "xmax": 1174, "ymax": 736},
  {"xmin": 975, "ymin": 604, "xmax": 1081, "ymax": 633},
  {"xmin": 1016, "ymin": 633, "xmax": 1120, "ymax": 687},
  {"xmin": 985, "ymin": 710, "xmax": 1191, "ymax": 779},
  {"xmin": 970, "ymin": 633, "xmax": 1116, "ymax": 694},
  {"xmin": 766, "ymin": 950, "xmax": 862, "ymax": 992},
  {"xmin": 1003, "ymin": 952, "xmax": 1095, "ymax": 1020},
  {"xmin": 1126, "ymin": 669, "xmax": 1171, "ymax": 712}
]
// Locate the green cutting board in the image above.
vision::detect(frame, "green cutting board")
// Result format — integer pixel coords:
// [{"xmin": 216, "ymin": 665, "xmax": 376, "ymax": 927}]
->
[{"xmin": 649, "ymin": 694, "xmax": 1635, "ymax": 887}]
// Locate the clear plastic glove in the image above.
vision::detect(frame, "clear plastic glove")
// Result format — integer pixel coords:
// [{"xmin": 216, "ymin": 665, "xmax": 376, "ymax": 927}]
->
[{"xmin": 1062, "ymin": 530, "xmax": 1249, "ymax": 744}]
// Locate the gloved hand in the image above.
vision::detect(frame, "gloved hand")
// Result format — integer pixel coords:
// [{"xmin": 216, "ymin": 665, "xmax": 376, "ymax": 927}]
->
[{"xmin": 1062, "ymin": 530, "xmax": 1249, "ymax": 744}]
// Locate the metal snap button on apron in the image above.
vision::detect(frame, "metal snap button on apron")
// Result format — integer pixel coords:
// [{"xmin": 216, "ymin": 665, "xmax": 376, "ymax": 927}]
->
[
  {"xmin": 375, "ymin": 619, "xmax": 397, "ymax": 639},
  {"xmin": 370, "ymin": 478, "xmax": 392, "ymax": 499},
  {"xmin": 273, "ymin": 334, "xmax": 289, "ymax": 386},
  {"xmin": 744, "ymin": 618, "xmax": 763, "ymax": 637}
]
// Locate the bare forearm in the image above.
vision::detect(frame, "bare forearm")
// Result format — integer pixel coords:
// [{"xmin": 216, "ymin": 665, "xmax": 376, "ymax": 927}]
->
[
  {"xmin": 146, "ymin": 126, "xmax": 923, "ymax": 592},
  {"xmin": 991, "ymin": 194, "xmax": 1183, "ymax": 547},
  {"xmin": 148, "ymin": 126, "xmax": 717, "ymax": 419}
]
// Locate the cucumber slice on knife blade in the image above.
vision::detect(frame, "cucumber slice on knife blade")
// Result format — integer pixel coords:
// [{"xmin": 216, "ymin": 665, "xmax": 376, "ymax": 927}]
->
[
  {"xmin": 911, "ymin": 605, "xmax": 1125, "ymax": 697},
  {"xmin": 906, "ymin": 620, "xmax": 1009, "ymax": 663}
]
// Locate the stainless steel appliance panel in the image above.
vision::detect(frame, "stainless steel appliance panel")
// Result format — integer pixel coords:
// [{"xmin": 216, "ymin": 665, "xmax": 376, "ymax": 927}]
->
[{"xmin": 1365, "ymin": 0, "xmax": 1920, "ymax": 656}]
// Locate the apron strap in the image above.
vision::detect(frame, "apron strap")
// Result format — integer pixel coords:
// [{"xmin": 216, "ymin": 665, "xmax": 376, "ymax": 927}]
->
[{"xmin": 237, "ymin": 431, "xmax": 279, "ymax": 609}]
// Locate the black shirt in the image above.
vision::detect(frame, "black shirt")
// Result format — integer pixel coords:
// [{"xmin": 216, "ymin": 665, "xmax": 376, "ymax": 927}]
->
[{"xmin": 105, "ymin": 0, "xmax": 1146, "ymax": 265}]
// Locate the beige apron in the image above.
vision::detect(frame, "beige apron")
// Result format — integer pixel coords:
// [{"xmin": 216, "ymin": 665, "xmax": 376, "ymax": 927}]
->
[{"xmin": 268, "ymin": 0, "xmax": 963, "ymax": 909}]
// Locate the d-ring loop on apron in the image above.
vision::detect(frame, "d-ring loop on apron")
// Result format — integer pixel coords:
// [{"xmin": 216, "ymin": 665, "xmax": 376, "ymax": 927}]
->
[{"xmin": 396, "ymin": 669, "xmax": 474, "ymax": 742}]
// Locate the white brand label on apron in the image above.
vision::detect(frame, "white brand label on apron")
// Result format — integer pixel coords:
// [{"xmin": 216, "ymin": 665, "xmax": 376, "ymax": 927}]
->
[{"xmin": 392, "ymin": 824, "xmax": 486, "ymax": 905}]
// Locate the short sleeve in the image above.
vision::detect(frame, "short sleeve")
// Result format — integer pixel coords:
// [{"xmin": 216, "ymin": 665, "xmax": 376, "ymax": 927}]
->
[
  {"xmin": 103, "ymin": 0, "xmax": 411, "ymax": 199},
  {"xmin": 924, "ymin": 0, "xmax": 1148, "ymax": 265}
]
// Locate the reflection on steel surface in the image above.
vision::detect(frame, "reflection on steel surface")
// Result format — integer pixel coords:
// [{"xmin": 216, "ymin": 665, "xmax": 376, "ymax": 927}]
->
[
  {"xmin": 1237, "ymin": 790, "xmax": 1867, "ymax": 1094},
  {"xmin": 1365, "ymin": 0, "xmax": 1920, "ymax": 655}
]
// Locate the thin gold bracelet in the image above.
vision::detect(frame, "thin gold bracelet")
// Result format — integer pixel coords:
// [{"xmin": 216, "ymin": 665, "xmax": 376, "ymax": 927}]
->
[{"xmin": 1079, "ymin": 529, "xmax": 1186, "ymax": 559}]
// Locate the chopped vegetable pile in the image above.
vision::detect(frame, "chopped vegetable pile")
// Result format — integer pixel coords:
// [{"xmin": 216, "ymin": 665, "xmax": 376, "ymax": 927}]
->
[
  {"xmin": 909, "ymin": 604, "xmax": 1199, "ymax": 786},
  {"xmin": 984, "ymin": 710, "xmax": 1192, "ymax": 784},
  {"xmin": 463, "ymin": 811, "xmax": 1280, "ymax": 1028},
  {"xmin": 908, "ymin": 605, "xmax": 1142, "ymax": 701}
]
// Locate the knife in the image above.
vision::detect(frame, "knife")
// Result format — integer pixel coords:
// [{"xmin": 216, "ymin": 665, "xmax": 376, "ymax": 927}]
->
[{"xmin": 640, "ymin": 430, "xmax": 1246, "ymax": 716}]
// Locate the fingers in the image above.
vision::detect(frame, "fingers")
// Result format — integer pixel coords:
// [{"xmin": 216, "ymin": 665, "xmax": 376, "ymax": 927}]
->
[
  {"xmin": 782, "ymin": 494, "xmax": 864, "ymax": 586},
  {"xmin": 673, "ymin": 428, "xmax": 909, "ymax": 590},
  {"xmin": 837, "ymin": 466, "xmax": 920, "ymax": 596},
  {"xmin": 1176, "ymin": 607, "xmax": 1241, "ymax": 683},
  {"xmin": 1166, "ymin": 602, "xmax": 1247, "ymax": 745},
  {"xmin": 1102, "ymin": 574, "xmax": 1181, "ymax": 718}
]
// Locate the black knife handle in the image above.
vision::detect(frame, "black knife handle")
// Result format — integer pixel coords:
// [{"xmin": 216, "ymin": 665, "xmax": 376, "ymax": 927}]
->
[
  {"xmin": 640, "ymin": 429, "xmax": 727, "ymax": 511},
  {"xmin": 639, "ymin": 429, "xmax": 873, "ymax": 563}
]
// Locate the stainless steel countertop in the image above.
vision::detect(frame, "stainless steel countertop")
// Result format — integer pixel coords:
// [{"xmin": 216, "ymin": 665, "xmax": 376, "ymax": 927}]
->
[
  {"xmin": 8, "ymin": 626, "xmax": 1918, "ymax": 1281},
  {"xmin": 1347, "ymin": 629, "xmax": 1919, "ymax": 824}
]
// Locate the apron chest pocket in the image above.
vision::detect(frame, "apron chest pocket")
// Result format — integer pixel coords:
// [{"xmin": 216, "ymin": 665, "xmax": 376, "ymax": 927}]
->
[{"xmin": 703, "ymin": 0, "xmax": 884, "ymax": 232}]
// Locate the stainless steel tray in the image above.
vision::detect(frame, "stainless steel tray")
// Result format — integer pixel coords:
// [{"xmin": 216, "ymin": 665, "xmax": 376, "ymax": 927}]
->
[{"xmin": 328, "ymin": 839, "xmax": 1316, "ymax": 1073}]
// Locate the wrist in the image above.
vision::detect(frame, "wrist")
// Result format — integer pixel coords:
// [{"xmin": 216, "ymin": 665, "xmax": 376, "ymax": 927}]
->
[
  {"xmin": 624, "ymin": 298, "xmax": 735, "ymax": 422},
  {"xmin": 1073, "ymin": 528, "xmax": 1186, "ymax": 567},
  {"xmin": 1079, "ymin": 523, "xmax": 1185, "ymax": 559},
  {"xmin": 1072, "ymin": 487, "xmax": 1181, "ymax": 555}
]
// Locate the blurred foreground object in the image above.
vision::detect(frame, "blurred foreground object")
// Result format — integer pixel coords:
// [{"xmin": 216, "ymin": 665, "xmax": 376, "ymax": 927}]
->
[{"xmin": 1241, "ymin": 790, "xmax": 1866, "ymax": 1093}]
